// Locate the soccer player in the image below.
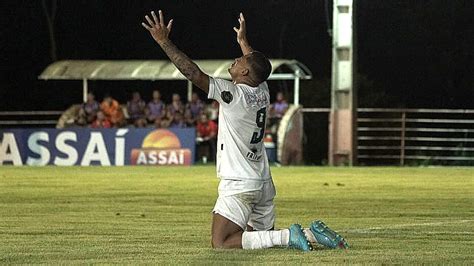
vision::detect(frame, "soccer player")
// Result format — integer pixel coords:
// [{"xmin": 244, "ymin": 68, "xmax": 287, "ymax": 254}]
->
[{"xmin": 142, "ymin": 10, "xmax": 348, "ymax": 251}]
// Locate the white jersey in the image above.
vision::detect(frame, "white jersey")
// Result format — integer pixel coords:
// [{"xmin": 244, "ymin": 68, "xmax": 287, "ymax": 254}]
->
[{"xmin": 208, "ymin": 77, "xmax": 271, "ymax": 181}]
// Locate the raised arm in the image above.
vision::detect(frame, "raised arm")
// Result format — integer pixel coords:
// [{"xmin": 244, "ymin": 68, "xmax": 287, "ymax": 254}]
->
[
  {"xmin": 233, "ymin": 13, "xmax": 254, "ymax": 55},
  {"xmin": 142, "ymin": 10, "xmax": 209, "ymax": 93}
]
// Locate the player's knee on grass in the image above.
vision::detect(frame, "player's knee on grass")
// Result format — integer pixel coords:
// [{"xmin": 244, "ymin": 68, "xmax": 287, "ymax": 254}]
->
[
  {"xmin": 211, "ymin": 213, "xmax": 245, "ymax": 249},
  {"xmin": 211, "ymin": 237, "xmax": 224, "ymax": 249},
  {"xmin": 211, "ymin": 223, "xmax": 225, "ymax": 248},
  {"xmin": 211, "ymin": 229, "xmax": 245, "ymax": 249},
  {"xmin": 210, "ymin": 234, "xmax": 233, "ymax": 249}
]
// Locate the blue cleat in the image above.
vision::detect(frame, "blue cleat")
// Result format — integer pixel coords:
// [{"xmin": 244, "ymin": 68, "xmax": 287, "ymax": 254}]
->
[
  {"xmin": 288, "ymin": 224, "xmax": 313, "ymax": 251},
  {"xmin": 309, "ymin": 220, "xmax": 349, "ymax": 249}
]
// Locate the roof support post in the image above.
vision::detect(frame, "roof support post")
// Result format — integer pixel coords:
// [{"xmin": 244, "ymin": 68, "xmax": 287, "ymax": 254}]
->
[
  {"xmin": 187, "ymin": 80, "xmax": 193, "ymax": 102},
  {"xmin": 293, "ymin": 69, "xmax": 301, "ymax": 106},
  {"xmin": 82, "ymin": 78, "xmax": 88, "ymax": 103}
]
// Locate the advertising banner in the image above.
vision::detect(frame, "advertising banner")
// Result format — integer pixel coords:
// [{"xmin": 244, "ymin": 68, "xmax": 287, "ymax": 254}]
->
[{"xmin": 0, "ymin": 128, "xmax": 195, "ymax": 166}]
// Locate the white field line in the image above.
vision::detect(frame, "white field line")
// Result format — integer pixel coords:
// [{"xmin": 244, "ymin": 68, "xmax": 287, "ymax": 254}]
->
[{"xmin": 344, "ymin": 220, "xmax": 474, "ymax": 234}]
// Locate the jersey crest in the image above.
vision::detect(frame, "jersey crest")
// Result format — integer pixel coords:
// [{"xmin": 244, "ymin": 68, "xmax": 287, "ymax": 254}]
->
[{"xmin": 221, "ymin": 91, "xmax": 233, "ymax": 104}]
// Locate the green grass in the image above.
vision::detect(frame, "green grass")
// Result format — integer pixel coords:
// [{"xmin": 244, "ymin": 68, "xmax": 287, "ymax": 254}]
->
[{"xmin": 0, "ymin": 166, "xmax": 473, "ymax": 264}]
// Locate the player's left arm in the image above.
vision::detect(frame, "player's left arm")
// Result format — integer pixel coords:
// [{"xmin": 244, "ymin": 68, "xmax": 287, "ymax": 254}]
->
[{"xmin": 142, "ymin": 10, "xmax": 209, "ymax": 93}]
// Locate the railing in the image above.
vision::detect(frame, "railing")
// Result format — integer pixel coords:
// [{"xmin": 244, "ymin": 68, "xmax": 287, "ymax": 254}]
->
[
  {"xmin": 0, "ymin": 111, "xmax": 62, "ymax": 127},
  {"xmin": 2, "ymin": 108, "xmax": 474, "ymax": 165},
  {"xmin": 357, "ymin": 108, "xmax": 474, "ymax": 165},
  {"xmin": 301, "ymin": 108, "xmax": 474, "ymax": 165}
]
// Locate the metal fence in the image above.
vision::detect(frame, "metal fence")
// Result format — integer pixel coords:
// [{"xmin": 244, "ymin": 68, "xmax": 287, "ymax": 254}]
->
[
  {"xmin": 302, "ymin": 108, "xmax": 474, "ymax": 165},
  {"xmin": 0, "ymin": 111, "xmax": 62, "ymax": 127},
  {"xmin": 357, "ymin": 108, "xmax": 474, "ymax": 165}
]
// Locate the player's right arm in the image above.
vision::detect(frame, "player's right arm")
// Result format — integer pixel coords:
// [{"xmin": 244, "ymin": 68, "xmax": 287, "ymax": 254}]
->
[
  {"xmin": 233, "ymin": 13, "xmax": 254, "ymax": 56},
  {"xmin": 142, "ymin": 10, "xmax": 209, "ymax": 93}
]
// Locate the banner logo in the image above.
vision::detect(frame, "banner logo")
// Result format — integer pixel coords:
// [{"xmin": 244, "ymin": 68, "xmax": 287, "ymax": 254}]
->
[{"xmin": 130, "ymin": 129, "xmax": 192, "ymax": 165}]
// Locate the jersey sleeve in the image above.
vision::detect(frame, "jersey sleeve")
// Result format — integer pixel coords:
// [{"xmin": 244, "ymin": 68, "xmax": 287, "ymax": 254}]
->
[{"xmin": 208, "ymin": 77, "xmax": 238, "ymax": 106}]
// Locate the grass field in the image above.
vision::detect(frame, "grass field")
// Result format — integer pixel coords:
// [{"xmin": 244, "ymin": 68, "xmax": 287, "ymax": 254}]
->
[{"xmin": 0, "ymin": 166, "xmax": 472, "ymax": 264}]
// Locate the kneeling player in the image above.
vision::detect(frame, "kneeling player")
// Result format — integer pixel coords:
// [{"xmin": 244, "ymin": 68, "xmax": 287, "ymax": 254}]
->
[{"xmin": 142, "ymin": 10, "xmax": 348, "ymax": 251}]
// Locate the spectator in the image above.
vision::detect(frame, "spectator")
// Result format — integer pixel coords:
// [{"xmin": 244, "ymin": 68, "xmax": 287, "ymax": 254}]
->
[
  {"xmin": 75, "ymin": 107, "xmax": 87, "ymax": 127},
  {"xmin": 146, "ymin": 90, "xmax": 166, "ymax": 124},
  {"xmin": 91, "ymin": 111, "xmax": 112, "ymax": 128},
  {"xmin": 82, "ymin": 92, "xmax": 100, "ymax": 123},
  {"xmin": 153, "ymin": 115, "xmax": 172, "ymax": 129},
  {"xmin": 100, "ymin": 94, "xmax": 125, "ymax": 127},
  {"xmin": 169, "ymin": 111, "xmax": 186, "ymax": 128},
  {"xmin": 186, "ymin": 92, "xmax": 204, "ymax": 120},
  {"xmin": 153, "ymin": 116, "xmax": 163, "ymax": 128},
  {"xmin": 167, "ymin": 93, "xmax": 185, "ymax": 120},
  {"xmin": 184, "ymin": 109, "xmax": 196, "ymax": 127},
  {"xmin": 127, "ymin": 91, "xmax": 147, "ymax": 127},
  {"xmin": 268, "ymin": 92, "xmax": 289, "ymax": 135},
  {"xmin": 270, "ymin": 92, "xmax": 289, "ymax": 119},
  {"xmin": 57, "ymin": 105, "xmax": 85, "ymax": 128},
  {"xmin": 196, "ymin": 113, "xmax": 218, "ymax": 162},
  {"xmin": 160, "ymin": 118, "xmax": 171, "ymax": 128},
  {"xmin": 206, "ymin": 100, "xmax": 219, "ymax": 123}
]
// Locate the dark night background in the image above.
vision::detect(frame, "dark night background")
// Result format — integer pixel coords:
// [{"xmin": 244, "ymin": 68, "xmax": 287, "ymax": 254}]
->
[{"xmin": 1, "ymin": 0, "xmax": 472, "ymax": 111}]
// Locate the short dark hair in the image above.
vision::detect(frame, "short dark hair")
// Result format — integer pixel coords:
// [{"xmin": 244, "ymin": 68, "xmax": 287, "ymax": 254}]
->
[{"xmin": 247, "ymin": 51, "xmax": 272, "ymax": 84}]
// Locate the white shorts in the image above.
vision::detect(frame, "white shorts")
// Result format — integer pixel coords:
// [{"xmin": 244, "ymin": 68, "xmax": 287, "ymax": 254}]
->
[{"xmin": 212, "ymin": 179, "xmax": 276, "ymax": 231}]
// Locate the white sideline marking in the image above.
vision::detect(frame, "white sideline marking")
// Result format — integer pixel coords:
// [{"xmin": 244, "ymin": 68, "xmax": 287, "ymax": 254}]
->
[{"xmin": 345, "ymin": 220, "xmax": 473, "ymax": 234}]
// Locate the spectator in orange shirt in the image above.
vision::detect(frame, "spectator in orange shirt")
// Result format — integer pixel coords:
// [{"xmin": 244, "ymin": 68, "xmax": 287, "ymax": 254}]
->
[
  {"xmin": 100, "ymin": 94, "xmax": 124, "ymax": 127},
  {"xmin": 91, "ymin": 111, "xmax": 112, "ymax": 128},
  {"xmin": 196, "ymin": 113, "xmax": 218, "ymax": 162}
]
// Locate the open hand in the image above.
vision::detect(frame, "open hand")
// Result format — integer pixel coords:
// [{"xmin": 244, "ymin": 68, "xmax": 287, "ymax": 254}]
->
[
  {"xmin": 142, "ymin": 10, "xmax": 173, "ymax": 44},
  {"xmin": 233, "ymin": 12, "xmax": 247, "ymax": 44}
]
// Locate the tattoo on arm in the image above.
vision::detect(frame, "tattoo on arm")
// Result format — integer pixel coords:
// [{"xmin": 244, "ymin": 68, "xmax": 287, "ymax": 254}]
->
[
  {"xmin": 160, "ymin": 40, "xmax": 197, "ymax": 79},
  {"xmin": 158, "ymin": 40, "xmax": 209, "ymax": 92}
]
